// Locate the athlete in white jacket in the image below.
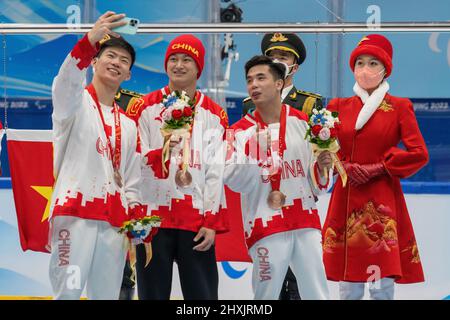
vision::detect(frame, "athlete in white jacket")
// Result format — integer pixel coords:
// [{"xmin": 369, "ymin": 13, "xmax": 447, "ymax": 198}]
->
[
  {"xmin": 49, "ymin": 12, "xmax": 142, "ymax": 300},
  {"xmin": 225, "ymin": 56, "xmax": 331, "ymax": 300},
  {"xmin": 128, "ymin": 34, "xmax": 229, "ymax": 300}
]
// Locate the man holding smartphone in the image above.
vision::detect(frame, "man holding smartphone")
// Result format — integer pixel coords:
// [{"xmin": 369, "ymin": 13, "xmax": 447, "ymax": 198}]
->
[{"xmin": 49, "ymin": 11, "xmax": 143, "ymax": 300}]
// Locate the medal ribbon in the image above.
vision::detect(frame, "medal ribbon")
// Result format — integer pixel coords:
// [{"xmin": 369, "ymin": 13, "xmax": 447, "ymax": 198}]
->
[
  {"xmin": 87, "ymin": 84, "xmax": 122, "ymax": 173},
  {"xmin": 254, "ymin": 104, "xmax": 287, "ymax": 192}
]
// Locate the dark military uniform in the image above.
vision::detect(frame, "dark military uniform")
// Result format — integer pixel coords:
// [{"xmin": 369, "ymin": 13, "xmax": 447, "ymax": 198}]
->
[
  {"xmin": 245, "ymin": 33, "xmax": 324, "ymax": 301},
  {"xmin": 114, "ymin": 88, "xmax": 143, "ymax": 301},
  {"xmin": 115, "ymin": 87, "xmax": 143, "ymax": 113}
]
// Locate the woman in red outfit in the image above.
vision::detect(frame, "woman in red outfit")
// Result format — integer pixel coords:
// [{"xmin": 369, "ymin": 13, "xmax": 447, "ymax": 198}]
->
[{"xmin": 322, "ymin": 34, "xmax": 429, "ymax": 300}]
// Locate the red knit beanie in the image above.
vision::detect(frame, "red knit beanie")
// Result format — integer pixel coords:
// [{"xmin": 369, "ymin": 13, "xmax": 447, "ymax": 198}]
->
[
  {"xmin": 164, "ymin": 34, "xmax": 205, "ymax": 79},
  {"xmin": 349, "ymin": 34, "xmax": 393, "ymax": 78}
]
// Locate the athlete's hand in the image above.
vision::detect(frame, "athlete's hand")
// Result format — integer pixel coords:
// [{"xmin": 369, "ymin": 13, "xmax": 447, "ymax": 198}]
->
[
  {"xmin": 87, "ymin": 11, "xmax": 127, "ymax": 46},
  {"xmin": 169, "ymin": 134, "xmax": 182, "ymax": 151},
  {"xmin": 317, "ymin": 151, "xmax": 332, "ymax": 173},
  {"xmin": 193, "ymin": 227, "xmax": 216, "ymax": 251}
]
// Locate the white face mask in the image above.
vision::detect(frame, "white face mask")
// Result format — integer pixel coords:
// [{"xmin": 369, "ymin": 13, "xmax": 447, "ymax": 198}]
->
[{"xmin": 285, "ymin": 63, "xmax": 297, "ymax": 77}]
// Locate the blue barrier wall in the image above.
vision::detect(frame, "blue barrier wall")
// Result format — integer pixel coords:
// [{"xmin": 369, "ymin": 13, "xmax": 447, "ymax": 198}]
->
[
  {"xmin": 1, "ymin": 97, "xmax": 449, "ymax": 193},
  {"xmin": 1, "ymin": 0, "xmax": 449, "ymax": 194}
]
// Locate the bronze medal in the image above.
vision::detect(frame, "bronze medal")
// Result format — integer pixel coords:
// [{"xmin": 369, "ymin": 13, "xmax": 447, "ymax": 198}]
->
[
  {"xmin": 254, "ymin": 105, "xmax": 288, "ymax": 211},
  {"xmin": 267, "ymin": 190, "xmax": 286, "ymax": 210},
  {"xmin": 175, "ymin": 169, "xmax": 192, "ymax": 188}
]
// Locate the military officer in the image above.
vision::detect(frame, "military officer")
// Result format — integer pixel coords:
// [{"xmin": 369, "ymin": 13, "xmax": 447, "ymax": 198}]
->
[{"xmin": 242, "ymin": 32, "xmax": 323, "ymax": 117}]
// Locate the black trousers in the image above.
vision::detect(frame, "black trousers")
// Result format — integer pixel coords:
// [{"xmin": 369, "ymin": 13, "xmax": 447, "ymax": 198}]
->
[
  {"xmin": 119, "ymin": 259, "xmax": 135, "ymax": 300},
  {"xmin": 279, "ymin": 267, "xmax": 301, "ymax": 300},
  {"xmin": 136, "ymin": 228, "xmax": 218, "ymax": 300}
]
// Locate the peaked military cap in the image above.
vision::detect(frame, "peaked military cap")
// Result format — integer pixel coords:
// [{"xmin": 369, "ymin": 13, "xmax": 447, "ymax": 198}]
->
[{"xmin": 261, "ymin": 33, "xmax": 306, "ymax": 65}]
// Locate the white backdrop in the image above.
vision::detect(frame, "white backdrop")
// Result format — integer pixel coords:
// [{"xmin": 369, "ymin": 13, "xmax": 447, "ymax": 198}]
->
[{"xmin": 1, "ymin": 189, "xmax": 449, "ymax": 299}]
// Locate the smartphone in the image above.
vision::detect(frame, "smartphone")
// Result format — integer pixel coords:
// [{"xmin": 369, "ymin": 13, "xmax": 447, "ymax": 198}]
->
[{"xmin": 112, "ymin": 17, "xmax": 139, "ymax": 35}]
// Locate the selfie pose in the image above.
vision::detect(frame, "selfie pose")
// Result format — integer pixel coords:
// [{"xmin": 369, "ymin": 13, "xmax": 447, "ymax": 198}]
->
[{"xmin": 49, "ymin": 12, "xmax": 143, "ymax": 300}]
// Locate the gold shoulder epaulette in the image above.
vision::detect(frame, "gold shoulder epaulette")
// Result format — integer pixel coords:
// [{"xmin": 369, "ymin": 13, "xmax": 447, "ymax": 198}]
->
[
  {"xmin": 120, "ymin": 88, "xmax": 143, "ymax": 98},
  {"xmin": 126, "ymin": 97, "xmax": 145, "ymax": 117},
  {"xmin": 296, "ymin": 89, "xmax": 322, "ymax": 99}
]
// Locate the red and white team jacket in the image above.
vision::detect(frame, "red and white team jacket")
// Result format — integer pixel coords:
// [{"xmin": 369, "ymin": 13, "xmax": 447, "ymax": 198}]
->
[
  {"xmin": 50, "ymin": 34, "xmax": 142, "ymax": 228},
  {"xmin": 128, "ymin": 87, "xmax": 229, "ymax": 234},
  {"xmin": 224, "ymin": 104, "xmax": 331, "ymax": 248}
]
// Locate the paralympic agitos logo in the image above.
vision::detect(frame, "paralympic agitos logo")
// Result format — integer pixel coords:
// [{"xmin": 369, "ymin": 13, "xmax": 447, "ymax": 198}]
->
[{"xmin": 221, "ymin": 262, "xmax": 247, "ymax": 279}]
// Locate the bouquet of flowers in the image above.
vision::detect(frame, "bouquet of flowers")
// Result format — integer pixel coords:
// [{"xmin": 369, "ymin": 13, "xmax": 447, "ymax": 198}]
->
[
  {"xmin": 119, "ymin": 216, "xmax": 162, "ymax": 245},
  {"xmin": 161, "ymin": 90, "xmax": 195, "ymax": 130},
  {"xmin": 160, "ymin": 91, "xmax": 196, "ymax": 187},
  {"xmin": 119, "ymin": 206, "xmax": 162, "ymax": 267},
  {"xmin": 305, "ymin": 108, "xmax": 347, "ymax": 187}
]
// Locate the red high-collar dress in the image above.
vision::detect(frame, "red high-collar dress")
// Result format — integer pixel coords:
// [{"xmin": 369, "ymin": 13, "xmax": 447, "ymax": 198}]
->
[{"xmin": 323, "ymin": 93, "xmax": 429, "ymax": 284}]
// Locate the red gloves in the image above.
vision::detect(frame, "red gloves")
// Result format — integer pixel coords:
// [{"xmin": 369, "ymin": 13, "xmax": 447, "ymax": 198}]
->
[
  {"xmin": 342, "ymin": 162, "xmax": 369, "ymax": 186},
  {"xmin": 362, "ymin": 163, "xmax": 386, "ymax": 179},
  {"xmin": 342, "ymin": 162, "xmax": 386, "ymax": 187}
]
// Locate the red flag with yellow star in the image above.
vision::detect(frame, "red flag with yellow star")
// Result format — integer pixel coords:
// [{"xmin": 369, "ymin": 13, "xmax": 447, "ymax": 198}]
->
[{"xmin": 7, "ymin": 129, "xmax": 53, "ymax": 253}]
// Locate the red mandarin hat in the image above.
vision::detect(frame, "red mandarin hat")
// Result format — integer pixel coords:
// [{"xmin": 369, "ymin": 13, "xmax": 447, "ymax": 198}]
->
[{"xmin": 349, "ymin": 34, "xmax": 393, "ymax": 78}]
